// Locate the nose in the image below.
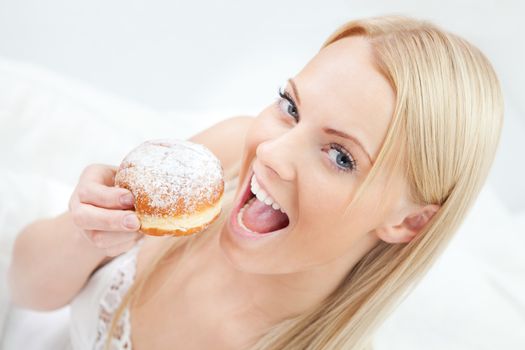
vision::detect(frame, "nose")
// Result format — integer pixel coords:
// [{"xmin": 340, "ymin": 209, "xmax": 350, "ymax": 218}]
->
[{"xmin": 255, "ymin": 134, "xmax": 298, "ymax": 182}]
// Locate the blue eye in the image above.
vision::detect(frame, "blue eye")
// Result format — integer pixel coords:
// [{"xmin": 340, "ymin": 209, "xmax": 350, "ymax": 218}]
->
[
  {"xmin": 327, "ymin": 143, "xmax": 357, "ymax": 172},
  {"xmin": 278, "ymin": 87, "xmax": 299, "ymax": 120}
]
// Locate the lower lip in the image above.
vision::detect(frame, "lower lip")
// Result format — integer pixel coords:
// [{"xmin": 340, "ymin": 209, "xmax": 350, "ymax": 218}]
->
[{"xmin": 228, "ymin": 171, "xmax": 290, "ymax": 240}]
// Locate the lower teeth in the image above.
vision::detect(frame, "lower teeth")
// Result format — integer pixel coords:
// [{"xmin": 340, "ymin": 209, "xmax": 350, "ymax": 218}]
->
[{"xmin": 238, "ymin": 197, "xmax": 257, "ymax": 233}]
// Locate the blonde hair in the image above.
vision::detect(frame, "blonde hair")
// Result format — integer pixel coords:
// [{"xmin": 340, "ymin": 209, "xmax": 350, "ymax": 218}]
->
[{"xmin": 104, "ymin": 14, "xmax": 503, "ymax": 350}]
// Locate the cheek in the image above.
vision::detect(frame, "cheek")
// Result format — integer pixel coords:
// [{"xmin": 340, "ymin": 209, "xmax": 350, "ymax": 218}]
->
[
  {"xmin": 293, "ymin": 180, "xmax": 381, "ymax": 256},
  {"xmin": 290, "ymin": 209, "xmax": 372, "ymax": 267}
]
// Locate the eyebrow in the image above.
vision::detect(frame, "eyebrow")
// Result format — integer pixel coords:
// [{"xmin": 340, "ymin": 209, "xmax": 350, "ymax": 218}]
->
[{"xmin": 287, "ymin": 77, "xmax": 373, "ymax": 164}]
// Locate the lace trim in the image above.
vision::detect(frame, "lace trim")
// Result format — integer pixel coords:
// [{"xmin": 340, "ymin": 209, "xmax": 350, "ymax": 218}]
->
[{"xmin": 94, "ymin": 239, "xmax": 144, "ymax": 350}]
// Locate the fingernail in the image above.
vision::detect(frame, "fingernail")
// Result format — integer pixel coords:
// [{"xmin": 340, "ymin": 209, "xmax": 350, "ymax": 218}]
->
[
  {"xmin": 120, "ymin": 193, "xmax": 134, "ymax": 206},
  {"xmin": 124, "ymin": 214, "xmax": 140, "ymax": 229}
]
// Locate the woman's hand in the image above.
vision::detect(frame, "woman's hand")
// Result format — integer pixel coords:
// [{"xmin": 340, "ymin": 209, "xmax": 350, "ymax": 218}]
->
[{"xmin": 68, "ymin": 164, "xmax": 143, "ymax": 257}]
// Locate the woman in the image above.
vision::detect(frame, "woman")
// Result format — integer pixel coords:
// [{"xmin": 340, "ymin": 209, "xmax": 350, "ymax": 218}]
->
[{"xmin": 8, "ymin": 14, "xmax": 503, "ymax": 349}]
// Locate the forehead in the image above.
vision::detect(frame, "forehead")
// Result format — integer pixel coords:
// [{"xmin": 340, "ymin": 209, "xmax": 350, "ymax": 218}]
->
[{"xmin": 293, "ymin": 36, "xmax": 395, "ymax": 161}]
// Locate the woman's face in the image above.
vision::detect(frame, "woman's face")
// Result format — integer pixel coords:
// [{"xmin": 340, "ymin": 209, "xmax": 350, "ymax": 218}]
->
[{"xmin": 220, "ymin": 36, "xmax": 408, "ymax": 274}]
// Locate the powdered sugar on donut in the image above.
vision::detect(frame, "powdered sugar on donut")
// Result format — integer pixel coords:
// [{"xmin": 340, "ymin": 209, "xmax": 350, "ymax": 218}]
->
[{"xmin": 114, "ymin": 139, "xmax": 224, "ymax": 215}]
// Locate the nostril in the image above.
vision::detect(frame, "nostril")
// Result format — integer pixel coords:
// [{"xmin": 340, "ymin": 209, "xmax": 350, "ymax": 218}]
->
[
  {"xmin": 266, "ymin": 165, "xmax": 279, "ymax": 178},
  {"xmin": 266, "ymin": 164, "xmax": 294, "ymax": 182}
]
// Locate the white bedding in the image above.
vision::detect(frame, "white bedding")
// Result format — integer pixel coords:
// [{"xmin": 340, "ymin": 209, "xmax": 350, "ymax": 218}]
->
[{"xmin": 0, "ymin": 57, "xmax": 524, "ymax": 349}]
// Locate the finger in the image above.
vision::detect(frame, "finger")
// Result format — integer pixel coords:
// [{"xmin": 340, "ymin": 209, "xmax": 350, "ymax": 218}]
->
[
  {"xmin": 90, "ymin": 231, "xmax": 142, "ymax": 249},
  {"xmin": 72, "ymin": 204, "xmax": 141, "ymax": 232},
  {"xmin": 80, "ymin": 164, "xmax": 119, "ymax": 186},
  {"xmin": 68, "ymin": 192, "xmax": 79, "ymax": 212},
  {"xmin": 77, "ymin": 183, "xmax": 135, "ymax": 209}
]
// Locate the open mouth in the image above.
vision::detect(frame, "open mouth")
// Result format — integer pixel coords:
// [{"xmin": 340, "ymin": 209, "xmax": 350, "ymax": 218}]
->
[{"xmin": 231, "ymin": 170, "xmax": 290, "ymax": 237}]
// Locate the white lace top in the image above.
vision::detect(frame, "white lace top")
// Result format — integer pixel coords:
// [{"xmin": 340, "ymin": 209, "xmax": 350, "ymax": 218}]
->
[{"xmin": 69, "ymin": 238, "xmax": 145, "ymax": 350}]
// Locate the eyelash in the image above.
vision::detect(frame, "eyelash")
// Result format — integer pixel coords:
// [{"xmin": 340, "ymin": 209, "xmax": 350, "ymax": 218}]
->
[{"xmin": 274, "ymin": 86, "xmax": 358, "ymax": 173}]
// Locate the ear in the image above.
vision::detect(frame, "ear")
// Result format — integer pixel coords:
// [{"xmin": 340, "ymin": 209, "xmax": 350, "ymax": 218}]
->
[{"xmin": 375, "ymin": 204, "xmax": 440, "ymax": 244}]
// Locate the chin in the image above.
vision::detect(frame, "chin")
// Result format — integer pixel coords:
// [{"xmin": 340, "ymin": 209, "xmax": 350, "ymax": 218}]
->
[
  {"xmin": 218, "ymin": 221, "xmax": 310, "ymax": 275},
  {"xmin": 216, "ymin": 223, "xmax": 268, "ymax": 273}
]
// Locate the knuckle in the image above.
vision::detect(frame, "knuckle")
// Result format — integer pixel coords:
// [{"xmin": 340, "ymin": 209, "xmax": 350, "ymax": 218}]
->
[
  {"xmin": 76, "ymin": 186, "xmax": 90, "ymax": 202},
  {"xmin": 71, "ymin": 208, "xmax": 85, "ymax": 228},
  {"xmin": 102, "ymin": 214, "xmax": 117, "ymax": 230},
  {"xmin": 83, "ymin": 230, "xmax": 96, "ymax": 242},
  {"xmin": 105, "ymin": 190, "xmax": 119, "ymax": 207},
  {"xmin": 82, "ymin": 164, "xmax": 97, "ymax": 176},
  {"xmin": 68, "ymin": 196, "xmax": 77, "ymax": 212},
  {"xmin": 92, "ymin": 232, "xmax": 106, "ymax": 248}
]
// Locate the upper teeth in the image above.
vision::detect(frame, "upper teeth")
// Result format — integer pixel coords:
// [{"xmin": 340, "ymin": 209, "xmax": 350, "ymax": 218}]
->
[{"xmin": 250, "ymin": 175, "xmax": 285, "ymax": 213}]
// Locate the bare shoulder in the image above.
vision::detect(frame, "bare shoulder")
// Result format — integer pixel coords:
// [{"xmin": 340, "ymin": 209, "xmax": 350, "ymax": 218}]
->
[{"xmin": 188, "ymin": 115, "xmax": 255, "ymax": 173}]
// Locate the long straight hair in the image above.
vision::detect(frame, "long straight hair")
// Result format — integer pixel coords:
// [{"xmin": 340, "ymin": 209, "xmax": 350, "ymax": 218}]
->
[{"xmin": 104, "ymin": 14, "xmax": 503, "ymax": 350}]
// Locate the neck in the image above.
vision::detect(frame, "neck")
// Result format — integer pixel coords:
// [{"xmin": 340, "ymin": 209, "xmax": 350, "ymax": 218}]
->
[{"xmin": 192, "ymin": 226, "xmax": 379, "ymax": 333}]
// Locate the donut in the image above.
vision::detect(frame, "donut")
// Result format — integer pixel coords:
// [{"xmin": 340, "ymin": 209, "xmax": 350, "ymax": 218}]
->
[{"xmin": 114, "ymin": 139, "xmax": 224, "ymax": 236}]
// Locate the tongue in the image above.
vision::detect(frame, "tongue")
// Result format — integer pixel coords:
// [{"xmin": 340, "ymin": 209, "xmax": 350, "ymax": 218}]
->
[{"xmin": 242, "ymin": 197, "xmax": 289, "ymax": 233}]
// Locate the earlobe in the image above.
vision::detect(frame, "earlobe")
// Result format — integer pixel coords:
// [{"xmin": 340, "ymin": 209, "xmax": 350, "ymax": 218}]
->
[
  {"xmin": 376, "ymin": 204, "xmax": 440, "ymax": 244},
  {"xmin": 375, "ymin": 226, "xmax": 414, "ymax": 244}
]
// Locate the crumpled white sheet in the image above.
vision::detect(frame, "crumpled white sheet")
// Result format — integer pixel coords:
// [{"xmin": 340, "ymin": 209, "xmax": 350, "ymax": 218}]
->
[{"xmin": 0, "ymin": 56, "xmax": 524, "ymax": 349}]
